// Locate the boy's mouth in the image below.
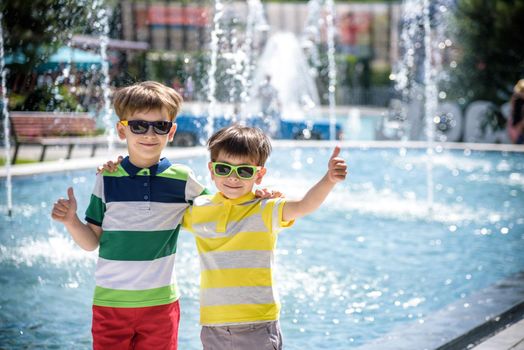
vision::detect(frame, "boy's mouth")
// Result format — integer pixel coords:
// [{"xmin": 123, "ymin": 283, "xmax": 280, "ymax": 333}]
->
[{"xmin": 224, "ymin": 184, "xmax": 243, "ymax": 189}]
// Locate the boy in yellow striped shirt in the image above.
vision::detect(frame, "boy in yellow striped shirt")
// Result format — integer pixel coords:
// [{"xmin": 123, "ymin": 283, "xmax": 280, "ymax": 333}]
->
[{"xmin": 182, "ymin": 125, "xmax": 347, "ymax": 350}]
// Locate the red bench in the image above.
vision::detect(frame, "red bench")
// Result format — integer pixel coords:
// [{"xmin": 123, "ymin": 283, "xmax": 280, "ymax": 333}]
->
[{"xmin": 9, "ymin": 112, "xmax": 109, "ymax": 163}]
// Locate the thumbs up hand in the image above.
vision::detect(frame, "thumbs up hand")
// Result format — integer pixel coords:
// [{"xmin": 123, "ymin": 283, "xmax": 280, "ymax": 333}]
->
[
  {"xmin": 327, "ymin": 146, "xmax": 348, "ymax": 184},
  {"xmin": 51, "ymin": 187, "xmax": 78, "ymax": 224}
]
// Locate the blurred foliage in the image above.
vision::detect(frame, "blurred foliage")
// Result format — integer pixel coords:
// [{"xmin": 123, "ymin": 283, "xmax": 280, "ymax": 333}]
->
[
  {"xmin": 11, "ymin": 85, "xmax": 84, "ymax": 112},
  {"xmin": 447, "ymin": 0, "xmax": 524, "ymax": 105},
  {"xmin": 264, "ymin": 0, "xmax": 399, "ymax": 2},
  {"xmin": 0, "ymin": 0, "xmax": 90, "ymax": 74},
  {"xmin": 316, "ymin": 52, "xmax": 391, "ymax": 105}
]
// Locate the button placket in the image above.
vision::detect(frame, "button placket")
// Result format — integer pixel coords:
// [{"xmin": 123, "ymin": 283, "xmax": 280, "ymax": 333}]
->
[
  {"xmin": 216, "ymin": 200, "xmax": 231, "ymax": 233},
  {"xmin": 139, "ymin": 170, "xmax": 151, "ymax": 211}
]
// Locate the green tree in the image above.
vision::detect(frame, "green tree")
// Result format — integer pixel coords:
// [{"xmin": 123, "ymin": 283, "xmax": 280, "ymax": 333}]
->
[
  {"xmin": 1, "ymin": 0, "xmax": 90, "ymax": 75},
  {"xmin": 449, "ymin": 0, "xmax": 524, "ymax": 104}
]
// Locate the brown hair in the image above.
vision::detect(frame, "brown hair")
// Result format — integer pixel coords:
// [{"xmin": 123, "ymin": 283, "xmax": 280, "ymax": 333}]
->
[
  {"xmin": 113, "ymin": 81, "xmax": 183, "ymax": 121},
  {"xmin": 207, "ymin": 125, "xmax": 272, "ymax": 166}
]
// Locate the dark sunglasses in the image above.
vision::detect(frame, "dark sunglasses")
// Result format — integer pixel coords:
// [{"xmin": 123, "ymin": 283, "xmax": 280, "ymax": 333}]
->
[
  {"xmin": 119, "ymin": 120, "xmax": 173, "ymax": 135},
  {"xmin": 211, "ymin": 162, "xmax": 260, "ymax": 180}
]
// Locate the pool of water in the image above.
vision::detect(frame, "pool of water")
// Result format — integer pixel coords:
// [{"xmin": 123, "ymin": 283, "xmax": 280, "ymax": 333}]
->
[{"xmin": 1, "ymin": 146, "xmax": 523, "ymax": 349}]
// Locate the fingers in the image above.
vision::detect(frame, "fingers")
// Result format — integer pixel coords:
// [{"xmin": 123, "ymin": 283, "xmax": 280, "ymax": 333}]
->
[
  {"xmin": 329, "ymin": 157, "xmax": 348, "ymax": 182},
  {"xmin": 330, "ymin": 145, "xmax": 341, "ymax": 159},
  {"xmin": 254, "ymin": 188, "xmax": 284, "ymax": 199},
  {"xmin": 51, "ymin": 198, "xmax": 72, "ymax": 221},
  {"xmin": 255, "ymin": 188, "xmax": 271, "ymax": 199},
  {"xmin": 97, "ymin": 156, "xmax": 123, "ymax": 174},
  {"xmin": 67, "ymin": 187, "xmax": 76, "ymax": 204},
  {"xmin": 51, "ymin": 187, "xmax": 77, "ymax": 222}
]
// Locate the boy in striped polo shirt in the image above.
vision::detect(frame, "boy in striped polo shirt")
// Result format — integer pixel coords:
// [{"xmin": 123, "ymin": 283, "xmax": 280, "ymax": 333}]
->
[
  {"xmin": 51, "ymin": 81, "xmax": 207, "ymax": 349},
  {"xmin": 182, "ymin": 125, "xmax": 347, "ymax": 350}
]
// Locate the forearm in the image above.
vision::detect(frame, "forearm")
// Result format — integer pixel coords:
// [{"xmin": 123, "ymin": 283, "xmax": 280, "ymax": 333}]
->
[
  {"xmin": 63, "ymin": 216, "xmax": 101, "ymax": 251},
  {"xmin": 283, "ymin": 173, "xmax": 336, "ymax": 221}
]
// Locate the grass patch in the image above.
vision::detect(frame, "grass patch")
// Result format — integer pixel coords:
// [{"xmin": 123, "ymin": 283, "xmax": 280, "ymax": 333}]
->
[{"xmin": 0, "ymin": 157, "xmax": 38, "ymax": 166}]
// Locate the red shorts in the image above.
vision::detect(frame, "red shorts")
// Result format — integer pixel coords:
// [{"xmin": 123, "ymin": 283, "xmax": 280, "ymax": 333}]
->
[{"xmin": 92, "ymin": 300, "xmax": 180, "ymax": 350}]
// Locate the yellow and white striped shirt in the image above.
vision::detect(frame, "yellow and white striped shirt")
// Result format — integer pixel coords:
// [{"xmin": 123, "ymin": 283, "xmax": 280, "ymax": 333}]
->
[{"xmin": 182, "ymin": 191, "xmax": 293, "ymax": 326}]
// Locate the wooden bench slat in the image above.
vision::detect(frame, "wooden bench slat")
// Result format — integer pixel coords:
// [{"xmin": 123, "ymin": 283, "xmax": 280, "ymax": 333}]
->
[{"xmin": 9, "ymin": 112, "xmax": 109, "ymax": 163}]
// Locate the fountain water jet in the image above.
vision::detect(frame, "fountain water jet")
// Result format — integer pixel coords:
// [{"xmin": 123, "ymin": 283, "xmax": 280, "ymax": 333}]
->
[
  {"xmin": 252, "ymin": 32, "xmax": 319, "ymax": 120},
  {"xmin": 324, "ymin": 0, "xmax": 338, "ymax": 141},
  {"xmin": 93, "ymin": 1, "xmax": 114, "ymax": 152},
  {"xmin": 0, "ymin": 12, "xmax": 12, "ymax": 216},
  {"xmin": 205, "ymin": 0, "xmax": 224, "ymax": 142}
]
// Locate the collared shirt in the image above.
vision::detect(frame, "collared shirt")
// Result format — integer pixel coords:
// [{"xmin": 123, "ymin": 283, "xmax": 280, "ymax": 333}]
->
[
  {"xmin": 182, "ymin": 192, "xmax": 294, "ymax": 325},
  {"xmin": 85, "ymin": 156, "xmax": 207, "ymax": 308}
]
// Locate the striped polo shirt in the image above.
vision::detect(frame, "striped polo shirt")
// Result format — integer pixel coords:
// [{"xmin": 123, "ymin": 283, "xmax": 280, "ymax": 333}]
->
[
  {"xmin": 85, "ymin": 156, "xmax": 206, "ymax": 308},
  {"xmin": 182, "ymin": 191, "xmax": 294, "ymax": 326}
]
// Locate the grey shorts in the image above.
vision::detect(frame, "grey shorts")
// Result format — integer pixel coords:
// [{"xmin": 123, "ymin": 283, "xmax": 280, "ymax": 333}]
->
[{"xmin": 201, "ymin": 320, "xmax": 282, "ymax": 350}]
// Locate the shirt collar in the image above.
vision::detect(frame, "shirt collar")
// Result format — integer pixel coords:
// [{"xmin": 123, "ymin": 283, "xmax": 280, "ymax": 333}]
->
[
  {"xmin": 121, "ymin": 156, "xmax": 171, "ymax": 177},
  {"xmin": 213, "ymin": 191, "xmax": 256, "ymax": 205}
]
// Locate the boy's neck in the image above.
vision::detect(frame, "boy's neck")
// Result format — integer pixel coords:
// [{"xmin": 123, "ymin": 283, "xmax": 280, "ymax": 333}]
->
[
  {"xmin": 128, "ymin": 154, "xmax": 161, "ymax": 169},
  {"xmin": 218, "ymin": 191, "xmax": 255, "ymax": 202}
]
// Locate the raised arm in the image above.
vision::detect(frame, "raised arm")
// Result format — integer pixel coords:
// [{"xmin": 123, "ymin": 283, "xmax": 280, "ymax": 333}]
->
[
  {"xmin": 282, "ymin": 146, "xmax": 347, "ymax": 222},
  {"xmin": 51, "ymin": 187, "xmax": 102, "ymax": 251}
]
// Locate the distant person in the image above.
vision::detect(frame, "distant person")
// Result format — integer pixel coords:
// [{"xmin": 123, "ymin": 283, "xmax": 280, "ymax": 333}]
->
[
  {"xmin": 182, "ymin": 125, "xmax": 348, "ymax": 350},
  {"xmin": 51, "ymin": 81, "xmax": 208, "ymax": 349},
  {"xmin": 508, "ymin": 79, "xmax": 524, "ymax": 144},
  {"xmin": 184, "ymin": 76, "xmax": 194, "ymax": 101},
  {"xmin": 258, "ymin": 75, "xmax": 281, "ymax": 136},
  {"xmin": 258, "ymin": 74, "xmax": 280, "ymax": 116},
  {"xmin": 172, "ymin": 78, "xmax": 184, "ymax": 95}
]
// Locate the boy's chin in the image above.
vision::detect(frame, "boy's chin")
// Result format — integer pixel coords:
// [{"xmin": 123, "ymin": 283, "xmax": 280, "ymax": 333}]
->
[{"xmin": 220, "ymin": 189, "xmax": 251, "ymax": 200}]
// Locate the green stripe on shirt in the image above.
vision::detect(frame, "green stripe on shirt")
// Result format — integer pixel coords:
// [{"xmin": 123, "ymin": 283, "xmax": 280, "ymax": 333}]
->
[
  {"xmin": 85, "ymin": 195, "xmax": 105, "ymax": 225},
  {"xmin": 99, "ymin": 228, "xmax": 180, "ymax": 261},
  {"xmin": 93, "ymin": 284, "xmax": 179, "ymax": 307}
]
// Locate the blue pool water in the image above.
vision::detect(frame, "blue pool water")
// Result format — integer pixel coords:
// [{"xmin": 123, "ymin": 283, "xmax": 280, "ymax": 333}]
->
[{"xmin": 1, "ymin": 146, "xmax": 523, "ymax": 349}]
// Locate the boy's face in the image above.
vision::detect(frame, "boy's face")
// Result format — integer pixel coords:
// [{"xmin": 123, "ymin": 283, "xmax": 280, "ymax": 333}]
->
[
  {"xmin": 116, "ymin": 108, "xmax": 176, "ymax": 166},
  {"xmin": 208, "ymin": 151, "xmax": 266, "ymax": 199}
]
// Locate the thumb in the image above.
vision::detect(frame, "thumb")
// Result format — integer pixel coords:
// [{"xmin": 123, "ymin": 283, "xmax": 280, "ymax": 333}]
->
[
  {"xmin": 330, "ymin": 145, "xmax": 341, "ymax": 159},
  {"xmin": 67, "ymin": 187, "xmax": 77, "ymax": 205}
]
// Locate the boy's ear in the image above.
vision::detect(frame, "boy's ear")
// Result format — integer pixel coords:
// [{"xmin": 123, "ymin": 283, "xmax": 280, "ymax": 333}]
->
[
  {"xmin": 116, "ymin": 121, "xmax": 126, "ymax": 140},
  {"xmin": 255, "ymin": 167, "xmax": 266, "ymax": 185},
  {"xmin": 207, "ymin": 162, "xmax": 215, "ymax": 179},
  {"xmin": 167, "ymin": 123, "xmax": 177, "ymax": 142}
]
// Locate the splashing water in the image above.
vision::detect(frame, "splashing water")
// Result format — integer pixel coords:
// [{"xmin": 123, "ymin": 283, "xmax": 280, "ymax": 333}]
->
[
  {"xmin": 0, "ymin": 12, "xmax": 12, "ymax": 216},
  {"xmin": 423, "ymin": 0, "xmax": 436, "ymax": 210},
  {"xmin": 206, "ymin": 0, "xmax": 224, "ymax": 141},
  {"xmin": 2, "ymin": 147, "xmax": 524, "ymax": 348},
  {"xmin": 94, "ymin": 1, "xmax": 114, "ymax": 152},
  {"xmin": 325, "ymin": 0, "xmax": 338, "ymax": 141}
]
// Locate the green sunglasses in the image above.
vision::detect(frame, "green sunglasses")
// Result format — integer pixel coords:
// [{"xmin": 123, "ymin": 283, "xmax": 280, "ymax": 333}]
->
[{"xmin": 211, "ymin": 162, "xmax": 261, "ymax": 180}]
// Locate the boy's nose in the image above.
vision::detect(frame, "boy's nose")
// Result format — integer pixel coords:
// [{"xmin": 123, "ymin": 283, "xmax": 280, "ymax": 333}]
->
[{"xmin": 227, "ymin": 174, "xmax": 240, "ymax": 181}]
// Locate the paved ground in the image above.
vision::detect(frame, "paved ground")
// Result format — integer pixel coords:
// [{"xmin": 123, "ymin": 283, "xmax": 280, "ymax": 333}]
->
[{"xmin": 472, "ymin": 318, "xmax": 524, "ymax": 350}]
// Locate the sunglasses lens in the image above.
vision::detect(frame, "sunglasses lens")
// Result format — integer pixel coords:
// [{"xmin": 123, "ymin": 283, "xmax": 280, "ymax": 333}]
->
[
  {"xmin": 214, "ymin": 163, "xmax": 232, "ymax": 176},
  {"xmin": 126, "ymin": 121, "xmax": 172, "ymax": 135},
  {"xmin": 237, "ymin": 166, "xmax": 255, "ymax": 179},
  {"xmin": 153, "ymin": 121, "xmax": 172, "ymax": 135},
  {"xmin": 128, "ymin": 121, "xmax": 149, "ymax": 134}
]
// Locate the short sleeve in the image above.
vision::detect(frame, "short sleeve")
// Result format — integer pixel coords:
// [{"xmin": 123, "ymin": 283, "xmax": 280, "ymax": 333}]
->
[
  {"xmin": 262, "ymin": 198, "xmax": 294, "ymax": 234},
  {"xmin": 181, "ymin": 207, "xmax": 192, "ymax": 231},
  {"xmin": 185, "ymin": 169, "xmax": 209, "ymax": 204},
  {"xmin": 85, "ymin": 174, "xmax": 106, "ymax": 226}
]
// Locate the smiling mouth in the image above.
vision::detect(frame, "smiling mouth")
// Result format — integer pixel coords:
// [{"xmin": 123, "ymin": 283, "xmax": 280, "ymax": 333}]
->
[{"xmin": 224, "ymin": 184, "xmax": 242, "ymax": 189}]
